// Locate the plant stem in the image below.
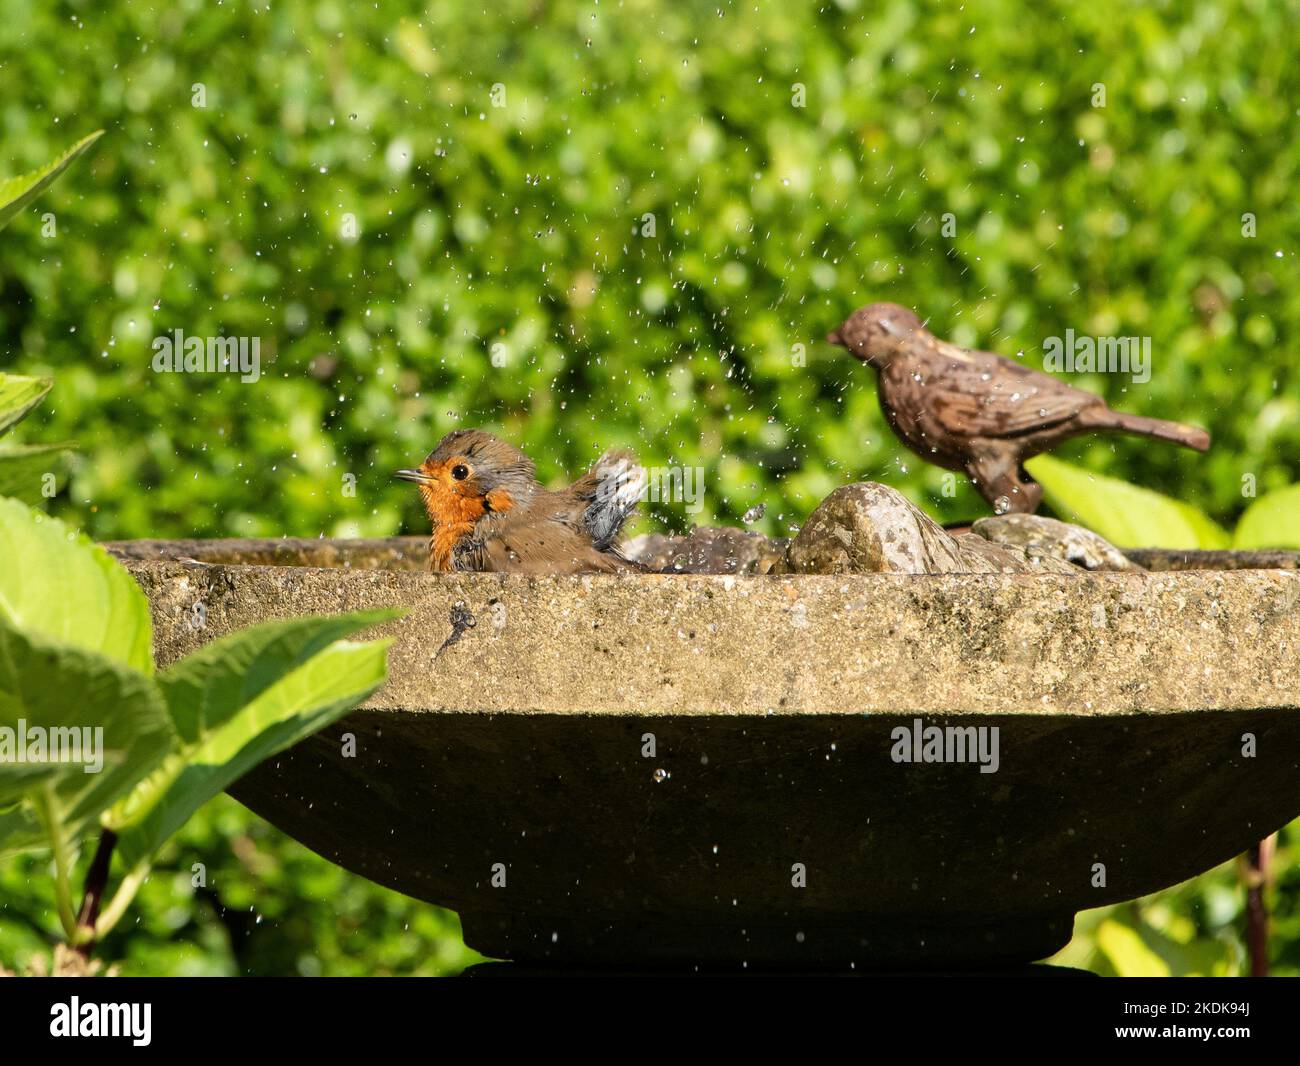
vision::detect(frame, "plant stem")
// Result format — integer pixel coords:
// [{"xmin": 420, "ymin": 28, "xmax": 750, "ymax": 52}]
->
[
  {"xmin": 73, "ymin": 829, "xmax": 118, "ymax": 956},
  {"xmin": 1243, "ymin": 836, "xmax": 1273, "ymax": 978},
  {"xmin": 35, "ymin": 785, "xmax": 79, "ymax": 940},
  {"xmin": 93, "ymin": 861, "xmax": 149, "ymax": 941}
]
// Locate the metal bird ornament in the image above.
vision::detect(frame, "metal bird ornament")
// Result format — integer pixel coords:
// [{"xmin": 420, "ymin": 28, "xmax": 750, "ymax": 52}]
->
[{"xmin": 828, "ymin": 303, "xmax": 1210, "ymax": 514}]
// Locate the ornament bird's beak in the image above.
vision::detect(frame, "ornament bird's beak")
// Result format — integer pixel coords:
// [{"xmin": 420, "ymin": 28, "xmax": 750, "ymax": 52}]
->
[
  {"xmin": 826, "ymin": 329, "xmax": 845, "ymax": 346},
  {"xmin": 395, "ymin": 468, "xmax": 432, "ymax": 484}
]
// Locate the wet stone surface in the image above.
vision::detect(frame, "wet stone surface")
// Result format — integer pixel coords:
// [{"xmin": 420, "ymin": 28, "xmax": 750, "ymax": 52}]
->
[
  {"xmin": 623, "ymin": 526, "xmax": 787, "ymax": 574},
  {"xmin": 970, "ymin": 514, "xmax": 1141, "ymax": 573},
  {"xmin": 775, "ymin": 483, "xmax": 1080, "ymax": 575}
]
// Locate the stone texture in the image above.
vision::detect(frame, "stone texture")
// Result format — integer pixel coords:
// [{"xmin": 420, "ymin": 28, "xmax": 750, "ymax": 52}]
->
[
  {"xmin": 104, "ymin": 531, "xmax": 1300, "ymax": 576},
  {"xmin": 1128, "ymin": 548, "xmax": 1300, "ymax": 571},
  {"xmin": 623, "ymin": 526, "xmax": 788, "ymax": 574},
  {"xmin": 123, "ymin": 554, "xmax": 1300, "ymax": 726},
  {"xmin": 777, "ymin": 482, "xmax": 1079, "ymax": 575},
  {"xmin": 106, "ymin": 535, "xmax": 429, "ymax": 570},
  {"xmin": 971, "ymin": 514, "xmax": 1141, "ymax": 572}
]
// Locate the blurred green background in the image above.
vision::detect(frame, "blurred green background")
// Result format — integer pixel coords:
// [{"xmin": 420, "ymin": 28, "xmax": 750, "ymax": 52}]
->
[{"xmin": 0, "ymin": 0, "xmax": 1296, "ymax": 975}]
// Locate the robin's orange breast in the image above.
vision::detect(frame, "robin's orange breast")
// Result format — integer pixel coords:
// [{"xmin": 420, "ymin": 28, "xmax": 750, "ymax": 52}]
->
[{"xmin": 423, "ymin": 485, "xmax": 489, "ymax": 571}]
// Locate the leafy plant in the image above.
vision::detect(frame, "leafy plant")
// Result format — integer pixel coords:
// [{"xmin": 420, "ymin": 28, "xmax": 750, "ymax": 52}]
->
[
  {"xmin": 1233, "ymin": 484, "xmax": 1300, "ymax": 551},
  {"xmin": 1027, "ymin": 454, "xmax": 1299, "ymax": 551},
  {"xmin": 0, "ymin": 129, "xmax": 102, "ymax": 231},
  {"xmin": 0, "ymin": 133, "xmax": 100, "ymax": 503},
  {"xmin": 0, "ymin": 130, "xmax": 406, "ymax": 966},
  {"xmin": 0, "ymin": 374, "xmax": 75, "ymax": 504},
  {"xmin": 0, "ymin": 496, "xmax": 399, "ymax": 953}
]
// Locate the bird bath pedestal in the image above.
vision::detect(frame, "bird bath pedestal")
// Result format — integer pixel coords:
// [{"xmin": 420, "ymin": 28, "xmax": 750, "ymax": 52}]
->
[{"xmin": 111, "ymin": 537, "xmax": 1300, "ymax": 970}]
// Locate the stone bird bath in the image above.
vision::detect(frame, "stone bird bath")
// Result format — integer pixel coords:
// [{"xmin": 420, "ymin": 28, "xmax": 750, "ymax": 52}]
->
[{"xmin": 109, "ymin": 536, "xmax": 1300, "ymax": 969}]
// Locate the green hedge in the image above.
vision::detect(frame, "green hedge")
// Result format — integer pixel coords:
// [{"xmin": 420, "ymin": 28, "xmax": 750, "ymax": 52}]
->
[{"xmin": 2, "ymin": 0, "xmax": 1296, "ymax": 542}]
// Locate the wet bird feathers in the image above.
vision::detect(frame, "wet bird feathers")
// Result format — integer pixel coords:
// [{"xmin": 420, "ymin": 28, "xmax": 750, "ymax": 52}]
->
[{"xmin": 400, "ymin": 430, "xmax": 644, "ymax": 574}]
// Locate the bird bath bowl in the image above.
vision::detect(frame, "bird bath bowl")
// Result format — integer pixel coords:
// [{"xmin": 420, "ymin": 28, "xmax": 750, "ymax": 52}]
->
[{"xmin": 109, "ymin": 537, "xmax": 1300, "ymax": 969}]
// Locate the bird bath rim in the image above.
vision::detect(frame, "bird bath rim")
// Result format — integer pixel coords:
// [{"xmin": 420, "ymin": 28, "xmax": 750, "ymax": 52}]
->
[{"xmin": 104, "ymin": 533, "xmax": 1300, "ymax": 575}]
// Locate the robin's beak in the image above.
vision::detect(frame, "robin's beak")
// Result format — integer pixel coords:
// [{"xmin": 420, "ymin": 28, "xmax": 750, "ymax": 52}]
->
[
  {"xmin": 826, "ymin": 329, "xmax": 845, "ymax": 346},
  {"xmin": 395, "ymin": 468, "xmax": 432, "ymax": 484}
]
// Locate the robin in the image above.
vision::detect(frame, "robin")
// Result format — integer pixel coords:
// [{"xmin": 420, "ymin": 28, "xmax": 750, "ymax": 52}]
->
[
  {"xmin": 828, "ymin": 303, "xmax": 1211, "ymax": 513},
  {"xmin": 396, "ymin": 429, "xmax": 645, "ymax": 573}
]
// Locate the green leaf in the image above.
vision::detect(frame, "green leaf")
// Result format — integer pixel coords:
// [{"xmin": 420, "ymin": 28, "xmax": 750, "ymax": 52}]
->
[
  {"xmin": 1234, "ymin": 484, "xmax": 1300, "ymax": 550},
  {"xmin": 0, "ymin": 497, "xmax": 154, "ymax": 674},
  {"xmin": 0, "ymin": 620, "xmax": 173, "ymax": 858},
  {"xmin": 107, "ymin": 611, "xmax": 398, "ymax": 870},
  {"xmin": 1095, "ymin": 918, "xmax": 1172, "ymax": 977},
  {"xmin": 0, "ymin": 373, "xmax": 52, "ymax": 438},
  {"xmin": 0, "ymin": 442, "xmax": 76, "ymax": 503},
  {"xmin": 1025, "ymin": 454, "xmax": 1231, "ymax": 550},
  {"xmin": 152, "ymin": 609, "xmax": 401, "ymax": 745},
  {"xmin": 0, "ymin": 130, "xmax": 103, "ymax": 232}
]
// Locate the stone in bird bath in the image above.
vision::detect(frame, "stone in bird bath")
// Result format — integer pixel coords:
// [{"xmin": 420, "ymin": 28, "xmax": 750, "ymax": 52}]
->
[
  {"xmin": 776, "ymin": 482, "xmax": 1079, "ymax": 575},
  {"xmin": 970, "ymin": 513, "xmax": 1141, "ymax": 573},
  {"xmin": 624, "ymin": 526, "xmax": 788, "ymax": 574}
]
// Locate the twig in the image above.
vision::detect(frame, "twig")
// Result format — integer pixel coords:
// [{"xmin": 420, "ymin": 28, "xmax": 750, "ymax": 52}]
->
[
  {"xmin": 73, "ymin": 829, "xmax": 118, "ymax": 957},
  {"xmin": 1243, "ymin": 835, "xmax": 1274, "ymax": 978}
]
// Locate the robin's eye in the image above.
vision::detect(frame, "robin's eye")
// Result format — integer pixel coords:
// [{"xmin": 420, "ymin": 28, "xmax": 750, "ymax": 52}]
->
[{"xmin": 451, "ymin": 464, "xmax": 470, "ymax": 481}]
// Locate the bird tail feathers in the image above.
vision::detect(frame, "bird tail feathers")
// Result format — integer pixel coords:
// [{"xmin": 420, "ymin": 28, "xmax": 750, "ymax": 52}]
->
[
  {"xmin": 1092, "ymin": 411, "xmax": 1211, "ymax": 452},
  {"xmin": 572, "ymin": 449, "xmax": 645, "ymax": 550}
]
